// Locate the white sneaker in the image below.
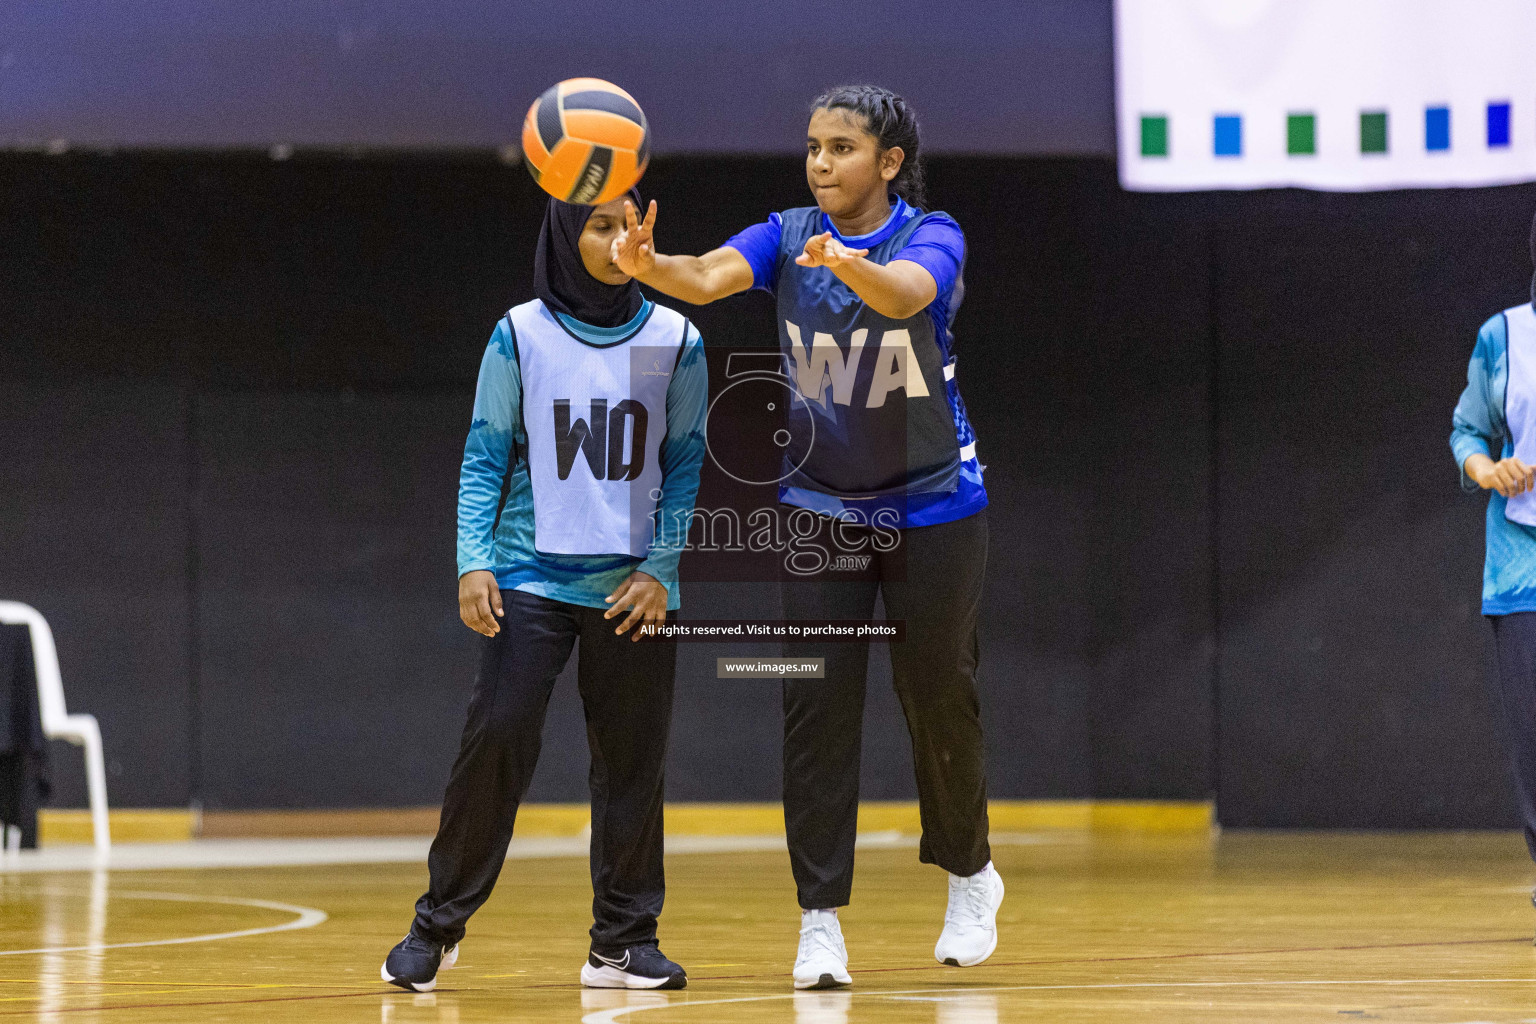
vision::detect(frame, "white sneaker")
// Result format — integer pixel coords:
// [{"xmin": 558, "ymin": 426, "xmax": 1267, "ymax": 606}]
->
[
  {"xmin": 794, "ymin": 909, "xmax": 852, "ymax": 989},
  {"xmin": 934, "ymin": 862, "xmax": 1004, "ymax": 966}
]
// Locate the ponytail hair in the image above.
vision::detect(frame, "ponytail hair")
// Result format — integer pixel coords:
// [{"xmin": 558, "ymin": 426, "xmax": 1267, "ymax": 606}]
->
[{"xmin": 810, "ymin": 85, "xmax": 927, "ymax": 209}]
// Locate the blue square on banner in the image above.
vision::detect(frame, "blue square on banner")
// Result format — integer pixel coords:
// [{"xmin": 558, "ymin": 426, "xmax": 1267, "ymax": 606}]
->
[
  {"xmin": 1489, "ymin": 102, "xmax": 1512, "ymax": 147},
  {"xmin": 1214, "ymin": 115, "xmax": 1242, "ymax": 157},
  {"xmin": 1425, "ymin": 107, "xmax": 1450, "ymax": 151}
]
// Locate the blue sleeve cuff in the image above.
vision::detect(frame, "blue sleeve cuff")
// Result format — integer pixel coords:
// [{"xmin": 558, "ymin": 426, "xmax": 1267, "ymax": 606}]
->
[
  {"xmin": 895, "ymin": 216, "xmax": 965, "ymax": 301},
  {"xmin": 1452, "ymin": 434, "xmax": 1492, "ymax": 492},
  {"xmin": 634, "ymin": 556, "xmax": 675, "ymax": 584},
  {"xmin": 722, "ymin": 213, "xmax": 783, "ymax": 292}
]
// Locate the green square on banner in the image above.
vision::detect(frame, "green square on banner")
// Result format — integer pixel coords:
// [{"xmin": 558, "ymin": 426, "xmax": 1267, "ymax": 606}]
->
[
  {"xmin": 1360, "ymin": 111, "xmax": 1388, "ymax": 154},
  {"xmin": 1287, "ymin": 113, "xmax": 1316, "ymax": 155},
  {"xmin": 1141, "ymin": 115, "xmax": 1168, "ymax": 157}
]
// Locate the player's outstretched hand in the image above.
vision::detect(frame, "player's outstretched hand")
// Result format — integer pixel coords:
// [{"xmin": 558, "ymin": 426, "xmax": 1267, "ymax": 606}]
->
[
  {"xmin": 611, "ymin": 199, "xmax": 658, "ymax": 277},
  {"xmin": 458, "ymin": 570, "xmax": 504, "ymax": 637},
  {"xmin": 1469, "ymin": 454, "xmax": 1536, "ymax": 497},
  {"xmin": 796, "ymin": 231, "xmax": 869, "ymax": 269},
  {"xmin": 604, "ymin": 569, "xmax": 667, "ymax": 642}
]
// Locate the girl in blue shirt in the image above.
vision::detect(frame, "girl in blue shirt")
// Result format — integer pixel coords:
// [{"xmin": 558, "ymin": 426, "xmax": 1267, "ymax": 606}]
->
[
  {"xmin": 1451, "ymin": 211, "xmax": 1536, "ymax": 899},
  {"xmin": 613, "ymin": 85, "xmax": 999, "ymax": 988},
  {"xmin": 380, "ymin": 192, "xmax": 706, "ymax": 994}
]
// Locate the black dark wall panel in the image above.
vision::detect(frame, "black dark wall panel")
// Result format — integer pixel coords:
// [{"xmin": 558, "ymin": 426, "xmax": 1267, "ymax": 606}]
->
[
  {"xmin": 0, "ymin": 383, "xmax": 193, "ymax": 807},
  {"xmin": 194, "ymin": 391, "xmax": 472, "ymax": 808},
  {"xmin": 1213, "ymin": 187, "xmax": 1536, "ymax": 827}
]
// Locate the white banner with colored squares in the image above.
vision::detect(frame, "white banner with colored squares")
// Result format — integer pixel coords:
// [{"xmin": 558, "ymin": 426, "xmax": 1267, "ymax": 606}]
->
[{"xmin": 1115, "ymin": 0, "xmax": 1536, "ymax": 191}]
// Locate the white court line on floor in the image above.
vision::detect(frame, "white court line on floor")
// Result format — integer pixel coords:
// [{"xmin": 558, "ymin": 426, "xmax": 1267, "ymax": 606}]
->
[
  {"xmin": 0, "ymin": 889, "xmax": 327, "ymax": 956},
  {"xmin": 578, "ymin": 979, "xmax": 1536, "ymax": 1024},
  {"xmin": 0, "ymin": 831, "xmax": 1052, "ymax": 874}
]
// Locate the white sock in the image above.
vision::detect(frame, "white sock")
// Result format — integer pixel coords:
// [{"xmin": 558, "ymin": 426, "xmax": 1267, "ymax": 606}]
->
[{"xmin": 802, "ymin": 908, "xmax": 838, "ymax": 925}]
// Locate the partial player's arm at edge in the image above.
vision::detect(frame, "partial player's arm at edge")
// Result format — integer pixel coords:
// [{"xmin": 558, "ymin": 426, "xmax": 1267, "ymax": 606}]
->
[
  {"xmin": 1453, "ymin": 314, "xmax": 1536, "ymax": 498},
  {"xmin": 456, "ymin": 322, "xmax": 521, "ymax": 636},
  {"xmin": 636, "ymin": 325, "xmax": 709, "ymax": 589}
]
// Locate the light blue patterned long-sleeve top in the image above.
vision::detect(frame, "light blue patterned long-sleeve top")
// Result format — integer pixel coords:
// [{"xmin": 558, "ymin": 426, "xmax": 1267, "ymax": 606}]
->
[
  {"xmin": 457, "ymin": 298, "xmax": 708, "ymax": 611},
  {"xmin": 1449, "ymin": 310, "xmax": 1536, "ymax": 615}
]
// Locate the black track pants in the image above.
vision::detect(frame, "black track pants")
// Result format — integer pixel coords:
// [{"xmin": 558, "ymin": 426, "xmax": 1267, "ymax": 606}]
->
[
  {"xmin": 781, "ymin": 508, "xmax": 992, "ymax": 909},
  {"xmin": 412, "ymin": 589, "xmax": 677, "ymax": 950},
  {"xmin": 1489, "ymin": 612, "xmax": 1536, "ymax": 861}
]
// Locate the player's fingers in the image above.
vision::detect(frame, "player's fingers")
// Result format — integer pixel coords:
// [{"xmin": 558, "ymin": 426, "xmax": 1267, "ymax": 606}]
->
[
  {"xmin": 490, "ymin": 587, "xmax": 504, "ymax": 618},
  {"xmin": 643, "ymin": 200, "xmax": 658, "ymax": 233},
  {"xmin": 603, "ymin": 582, "xmax": 633, "ymax": 618},
  {"xmin": 615, "ymin": 603, "xmax": 645, "ymax": 635},
  {"xmin": 475, "ymin": 592, "xmax": 499, "ymax": 635},
  {"xmin": 625, "ymin": 200, "xmax": 638, "ymax": 230},
  {"xmin": 462, "ymin": 601, "xmax": 489, "ymax": 636},
  {"xmin": 474, "ymin": 588, "xmax": 498, "ymax": 631},
  {"xmin": 633, "ymin": 607, "xmax": 663, "ymax": 642}
]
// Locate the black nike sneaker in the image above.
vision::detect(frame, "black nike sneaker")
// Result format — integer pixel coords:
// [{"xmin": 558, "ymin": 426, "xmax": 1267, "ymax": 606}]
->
[
  {"xmin": 580, "ymin": 942, "xmax": 687, "ymax": 990},
  {"xmin": 380, "ymin": 933, "xmax": 459, "ymax": 992}
]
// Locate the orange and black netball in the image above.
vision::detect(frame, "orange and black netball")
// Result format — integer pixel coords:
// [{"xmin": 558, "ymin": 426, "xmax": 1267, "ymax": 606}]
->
[{"xmin": 521, "ymin": 78, "xmax": 651, "ymax": 206}]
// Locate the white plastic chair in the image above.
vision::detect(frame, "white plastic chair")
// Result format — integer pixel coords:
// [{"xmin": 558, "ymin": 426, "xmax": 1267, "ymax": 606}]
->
[{"xmin": 0, "ymin": 601, "xmax": 110, "ymax": 852}]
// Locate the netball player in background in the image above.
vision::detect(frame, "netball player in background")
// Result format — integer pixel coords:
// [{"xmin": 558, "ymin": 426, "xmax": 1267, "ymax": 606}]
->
[
  {"xmin": 612, "ymin": 85, "xmax": 999, "ymax": 988},
  {"xmin": 380, "ymin": 191, "xmax": 707, "ymax": 993},
  {"xmin": 1451, "ymin": 210, "xmax": 1536, "ymax": 910}
]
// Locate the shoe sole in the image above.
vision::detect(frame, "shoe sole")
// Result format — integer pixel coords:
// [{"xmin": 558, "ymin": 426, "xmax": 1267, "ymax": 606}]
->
[
  {"xmin": 380, "ymin": 943, "xmax": 458, "ymax": 993},
  {"xmin": 794, "ymin": 971, "xmax": 851, "ymax": 990},
  {"xmin": 937, "ymin": 874, "xmax": 1006, "ymax": 968},
  {"xmin": 580, "ymin": 962, "xmax": 687, "ymax": 990}
]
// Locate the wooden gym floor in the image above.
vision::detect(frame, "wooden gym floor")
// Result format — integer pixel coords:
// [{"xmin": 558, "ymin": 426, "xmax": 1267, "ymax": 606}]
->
[{"xmin": 4, "ymin": 831, "xmax": 1536, "ymax": 1022}]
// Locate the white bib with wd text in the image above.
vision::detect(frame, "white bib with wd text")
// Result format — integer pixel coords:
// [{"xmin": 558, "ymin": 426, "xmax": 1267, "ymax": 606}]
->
[{"xmin": 509, "ymin": 299, "xmax": 687, "ymax": 557}]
